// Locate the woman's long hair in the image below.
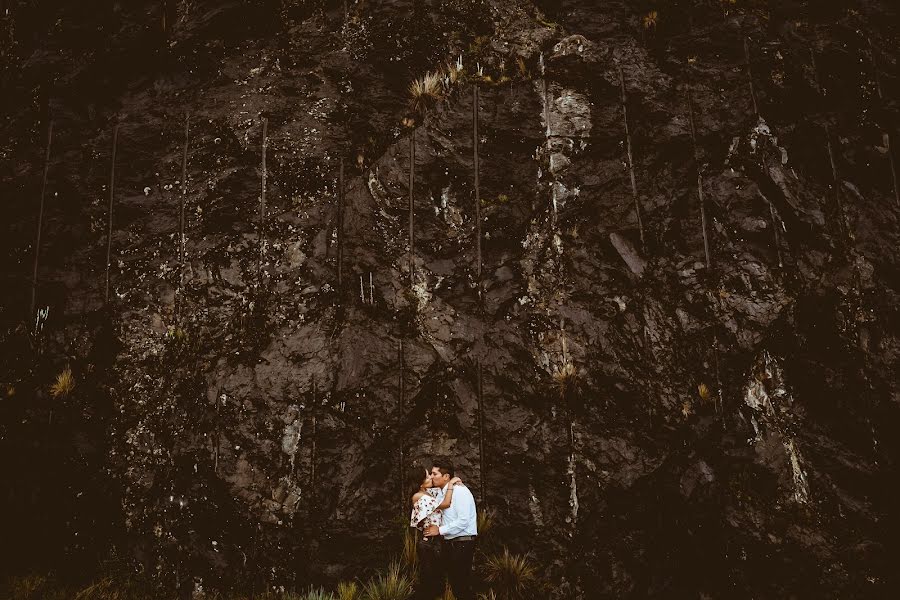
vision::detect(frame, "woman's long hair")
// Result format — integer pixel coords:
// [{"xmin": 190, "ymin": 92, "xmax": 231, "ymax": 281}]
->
[{"xmin": 407, "ymin": 464, "xmax": 430, "ymax": 500}]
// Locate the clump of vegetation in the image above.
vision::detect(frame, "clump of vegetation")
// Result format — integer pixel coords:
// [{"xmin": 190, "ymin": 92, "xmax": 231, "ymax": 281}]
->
[
  {"xmin": 165, "ymin": 325, "xmax": 189, "ymax": 343},
  {"xmin": 409, "ymin": 71, "xmax": 443, "ymax": 115},
  {"xmin": 533, "ymin": 8, "xmax": 559, "ymax": 29},
  {"xmin": 336, "ymin": 581, "xmax": 361, "ymax": 600},
  {"xmin": 2, "ymin": 574, "xmax": 57, "ymax": 600},
  {"xmin": 697, "ymin": 382, "xmax": 712, "ymax": 402},
  {"xmin": 50, "ymin": 365, "xmax": 75, "ymax": 398},
  {"xmin": 291, "ymin": 588, "xmax": 337, "ymax": 600},
  {"xmin": 477, "ymin": 506, "xmax": 496, "ymax": 540},
  {"xmin": 482, "ymin": 549, "xmax": 537, "ymax": 600},
  {"xmin": 642, "ymin": 10, "xmax": 658, "ymax": 30},
  {"xmin": 361, "ymin": 562, "xmax": 413, "ymax": 600},
  {"xmin": 73, "ymin": 578, "xmax": 128, "ymax": 599},
  {"xmin": 552, "ymin": 362, "xmax": 578, "ymax": 398},
  {"xmin": 400, "ymin": 527, "xmax": 419, "ymax": 574}
]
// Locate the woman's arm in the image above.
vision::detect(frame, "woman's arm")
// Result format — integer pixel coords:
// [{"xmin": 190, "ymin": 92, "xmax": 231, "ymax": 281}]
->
[{"xmin": 436, "ymin": 477, "xmax": 463, "ymax": 509}]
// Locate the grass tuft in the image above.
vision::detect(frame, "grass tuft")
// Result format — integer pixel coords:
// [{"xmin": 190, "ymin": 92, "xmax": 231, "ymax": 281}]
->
[
  {"xmin": 362, "ymin": 562, "xmax": 414, "ymax": 600},
  {"xmin": 551, "ymin": 362, "xmax": 577, "ymax": 398},
  {"xmin": 291, "ymin": 587, "xmax": 337, "ymax": 600},
  {"xmin": 401, "ymin": 528, "xmax": 419, "ymax": 574},
  {"xmin": 50, "ymin": 366, "xmax": 75, "ymax": 398},
  {"xmin": 482, "ymin": 549, "xmax": 537, "ymax": 600},
  {"xmin": 409, "ymin": 71, "xmax": 443, "ymax": 114},
  {"xmin": 336, "ymin": 581, "xmax": 361, "ymax": 600}
]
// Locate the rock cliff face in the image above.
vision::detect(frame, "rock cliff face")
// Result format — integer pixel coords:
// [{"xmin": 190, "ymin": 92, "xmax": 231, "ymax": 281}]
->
[{"xmin": 1, "ymin": 0, "xmax": 898, "ymax": 597}]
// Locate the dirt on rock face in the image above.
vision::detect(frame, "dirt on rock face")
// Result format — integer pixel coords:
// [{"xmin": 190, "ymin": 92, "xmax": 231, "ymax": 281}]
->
[{"xmin": 1, "ymin": 0, "xmax": 898, "ymax": 597}]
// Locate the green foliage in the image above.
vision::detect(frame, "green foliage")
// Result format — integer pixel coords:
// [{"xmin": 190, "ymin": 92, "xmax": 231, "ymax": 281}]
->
[
  {"xmin": 2, "ymin": 574, "xmax": 64, "ymax": 600},
  {"xmin": 482, "ymin": 549, "xmax": 537, "ymax": 600},
  {"xmin": 165, "ymin": 325, "xmax": 189, "ymax": 344},
  {"xmin": 336, "ymin": 581, "xmax": 361, "ymax": 600},
  {"xmin": 1, "ymin": 570, "xmax": 163, "ymax": 600},
  {"xmin": 287, "ymin": 588, "xmax": 337, "ymax": 600},
  {"xmin": 74, "ymin": 578, "xmax": 130, "ymax": 599},
  {"xmin": 401, "ymin": 528, "xmax": 419, "ymax": 575},
  {"xmin": 477, "ymin": 507, "xmax": 496, "ymax": 540},
  {"xmin": 362, "ymin": 562, "xmax": 414, "ymax": 600}
]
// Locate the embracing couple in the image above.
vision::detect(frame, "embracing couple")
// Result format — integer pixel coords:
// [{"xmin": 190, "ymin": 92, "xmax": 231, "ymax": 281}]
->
[{"xmin": 409, "ymin": 461, "xmax": 478, "ymax": 600}]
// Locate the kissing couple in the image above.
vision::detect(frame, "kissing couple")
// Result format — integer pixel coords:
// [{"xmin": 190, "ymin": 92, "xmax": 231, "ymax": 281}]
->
[{"xmin": 409, "ymin": 461, "xmax": 478, "ymax": 600}]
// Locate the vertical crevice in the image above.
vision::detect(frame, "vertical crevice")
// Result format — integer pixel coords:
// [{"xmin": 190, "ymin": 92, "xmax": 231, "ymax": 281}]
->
[
  {"xmin": 688, "ymin": 88, "xmax": 711, "ymax": 269},
  {"xmin": 620, "ymin": 68, "xmax": 645, "ymax": 249},
  {"xmin": 398, "ymin": 340, "xmax": 406, "ymax": 514},
  {"xmin": 477, "ymin": 360, "xmax": 485, "ymax": 506},
  {"xmin": 177, "ymin": 113, "xmax": 189, "ymax": 323},
  {"xmin": 258, "ymin": 117, "xmax": 268, "ymax": 284},
  {"xmin": 30, "ymin": 119, "xmax": 53, "ymax": 318},
  {"xmin": 745, "ymin": 37, "xmax": 759, "ymax": 118},
  {"xmin": 105, "ymin": 121, "xmax": 118, "ymax": 305},
  {"xmin": 338, "ymin": 157, "xmax": 344, "ymax": 290},
  {"xmin": 409, "ymin": 130, "xmax": 416, "ymax": 288},
  {"xmin": 473, "ymin": 82, "xmax": 482, "ymax": 305}
]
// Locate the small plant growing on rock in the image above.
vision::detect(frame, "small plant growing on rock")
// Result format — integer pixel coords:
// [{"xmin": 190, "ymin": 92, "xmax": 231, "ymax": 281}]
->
[
  {"xmin": 165, "ymin": 325, "xmax": 189, "ymax": 343},
  {"xmin": 409, "ymin": 71, "xmax": 443, "ymax": 115},
  {"xmin": 50, "ymin": 366, "xmax": 74, "ymax": 399},
  {"xmin": 482, "ymin": 549, "xmax": 537, "ymax": 600},
  {"xmin": 552, "ymin": 362, "xmax": 577, "ymax": 398},
  {"xmin": 697, "ymin": 382, "xmax": 713, "ymax": 403}
]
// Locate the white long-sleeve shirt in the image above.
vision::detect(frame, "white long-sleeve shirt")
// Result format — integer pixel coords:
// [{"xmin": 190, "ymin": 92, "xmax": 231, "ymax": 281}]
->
[{"xmin": 436, "ymin": 482, "xmax": 478, "ymax": 539}]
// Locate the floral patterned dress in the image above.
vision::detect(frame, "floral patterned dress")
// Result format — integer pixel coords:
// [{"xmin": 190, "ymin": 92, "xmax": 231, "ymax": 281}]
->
[{"xmin": 410, "ymin": 487, "xmax": 442, "ymax": 535}]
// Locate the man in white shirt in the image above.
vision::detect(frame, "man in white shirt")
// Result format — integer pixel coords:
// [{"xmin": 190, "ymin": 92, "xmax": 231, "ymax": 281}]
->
[{"xmin": 424, "ymin": 461, "xmax": 477, "ymax": 600}]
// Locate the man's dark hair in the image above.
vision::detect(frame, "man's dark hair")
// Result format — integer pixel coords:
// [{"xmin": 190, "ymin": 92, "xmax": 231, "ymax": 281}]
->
[{"xmin": 433, "ymin": 460, "xmax": 455, "ymax": 478}]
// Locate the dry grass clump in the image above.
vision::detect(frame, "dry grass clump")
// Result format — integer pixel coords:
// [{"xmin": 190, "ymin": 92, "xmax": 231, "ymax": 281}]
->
[
  {"xmin": 400, "ymin": 527, "xmax": 419, "ymax": 574},
  {"xmin": 50, "ymin": 366, "xmax": 75, "ymax": 398},
  {"xmin": 551, "ymin": 362, "xmax": 577, "ymax": 398},
  {"xmin": 408, "ymin": 71, "xmax": 443, "ymax": 114},
  {"xmin": 482, "ymin": 549, "xmax": 537, "ymax": 599}
]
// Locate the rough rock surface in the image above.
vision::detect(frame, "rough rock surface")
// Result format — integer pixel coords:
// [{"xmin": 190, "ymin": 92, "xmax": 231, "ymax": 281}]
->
[{"xmin": 1, "ymin": 0, "xmax": 898, "ymax": 597}]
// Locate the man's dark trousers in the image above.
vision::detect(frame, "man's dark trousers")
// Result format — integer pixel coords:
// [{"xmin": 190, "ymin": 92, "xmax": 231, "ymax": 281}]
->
[{"xmin": 445, "ymin": 538, "xmax": 476, "ymax": 600}]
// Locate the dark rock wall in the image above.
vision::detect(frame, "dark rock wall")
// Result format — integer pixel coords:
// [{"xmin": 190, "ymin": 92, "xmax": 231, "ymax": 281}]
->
[{"xmin": 1, "ymin": 0, "xmax": 898, "ymax": 597}]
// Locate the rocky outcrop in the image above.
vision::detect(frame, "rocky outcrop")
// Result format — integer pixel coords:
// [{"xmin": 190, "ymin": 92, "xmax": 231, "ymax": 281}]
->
[{"xmin": 1, "ymin": 0, "xmax": 898, "ymax": 597}]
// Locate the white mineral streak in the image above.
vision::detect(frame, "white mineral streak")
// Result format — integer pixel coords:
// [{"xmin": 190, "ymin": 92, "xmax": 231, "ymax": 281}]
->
[{"xmin": 743, "ymin": 350, "xmax": 810, "ymax": 504}]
